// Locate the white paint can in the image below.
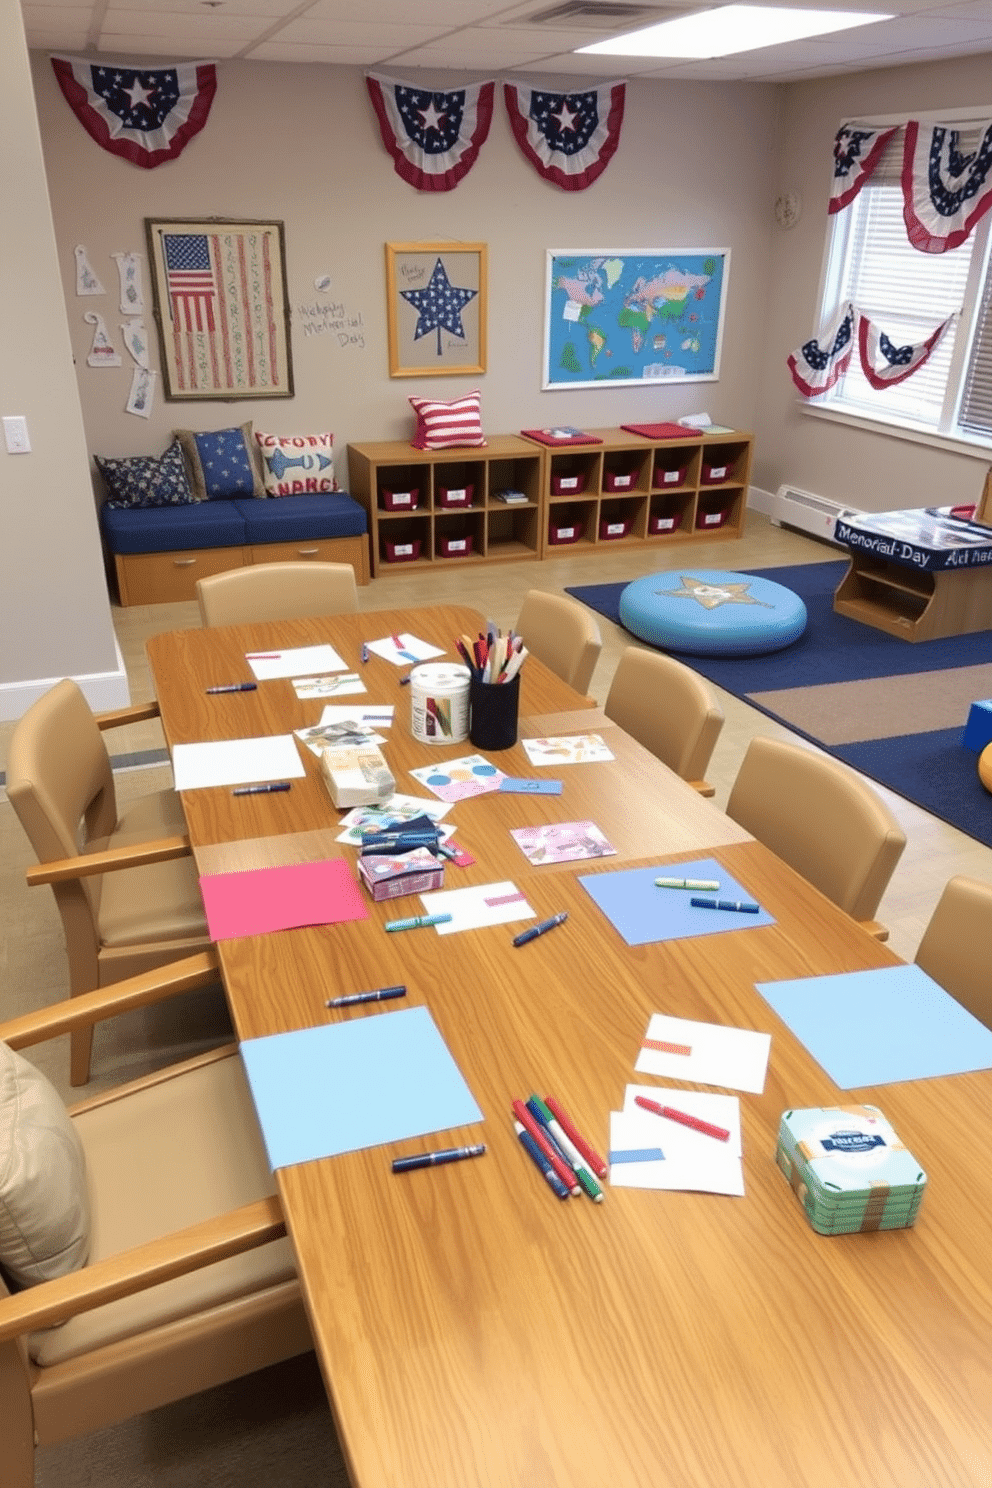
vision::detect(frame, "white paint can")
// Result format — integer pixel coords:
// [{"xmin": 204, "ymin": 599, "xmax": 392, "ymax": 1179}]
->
[{"xmin": 409, "ymin": 663, "xmax": 471, "ymax": 745}]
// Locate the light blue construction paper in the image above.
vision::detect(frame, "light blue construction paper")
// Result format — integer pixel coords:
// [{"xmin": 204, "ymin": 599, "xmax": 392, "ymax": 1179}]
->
[
  {"xmin": 755, "ymin": 963, "xmax": 992, "ymax": 1089},
  {"xmin": 240, "ymin": 1006, "xmax": 483, "ymax": 1170},
  {"xmin": 578, "ymin": 857, "xmax": 774, "ymax": 946}
]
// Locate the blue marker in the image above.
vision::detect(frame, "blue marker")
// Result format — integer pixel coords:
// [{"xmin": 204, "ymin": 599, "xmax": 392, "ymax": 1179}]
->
[
  {"xmin": 690, "ymin": 897, "xmax": 760, "ymax": 914},
  {"xmin": 514, "ymin": 1121, "xmax": 570, "ymax": 1199}
]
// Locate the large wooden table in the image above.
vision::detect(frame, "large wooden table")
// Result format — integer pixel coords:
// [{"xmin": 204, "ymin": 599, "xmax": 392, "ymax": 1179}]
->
[{"xmin": 148, "ymin": 605, "xmax": 992, "ymax": 1488}]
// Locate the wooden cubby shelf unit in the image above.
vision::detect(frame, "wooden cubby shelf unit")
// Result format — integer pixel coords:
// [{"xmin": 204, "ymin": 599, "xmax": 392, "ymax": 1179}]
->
[
  {"xmin": 347, "ymin": 436, "xmax": 544, "ymax": 577},
  {"xmin": 526, "ymin": 427, "xmax": 753, "ymax": 559}
]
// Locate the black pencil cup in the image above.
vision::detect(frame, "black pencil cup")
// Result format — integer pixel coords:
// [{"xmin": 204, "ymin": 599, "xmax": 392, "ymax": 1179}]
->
[{"xmin": 469, "ymin": 673, "xmax": 520, "ymax": 751}]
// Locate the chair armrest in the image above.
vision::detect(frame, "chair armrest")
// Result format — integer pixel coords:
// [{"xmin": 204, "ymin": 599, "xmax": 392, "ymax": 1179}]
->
[
  {"xmin": 860, "ymin": 920, "xmax": 890, "ymax": 941},
  {"xmin": 0, "ymin": 950, "xmax": 220, "ymax": 1052},
  {"xmin": 690, "ymin": 780, "xmax": 716, "ymax": 797},
  {"xmin": 0, "ymin": 1196, "xmax": 285, "ymax": 1343},
  {"xmin": 26, "ymin": 833, "xmax": 190, "ymax": 886},
  {"xmin": 94, "ymin": 700, "xmax": 161, "ymax": 729}
]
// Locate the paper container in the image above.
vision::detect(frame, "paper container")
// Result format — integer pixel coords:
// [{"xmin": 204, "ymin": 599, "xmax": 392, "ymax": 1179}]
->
[
  {"xmin": 409, "ymin": 663, "xmax": 471, "ymax": 745},
  {"xmin": 469, "ymin": 673, "xmax": 520, "ymax": 751}
]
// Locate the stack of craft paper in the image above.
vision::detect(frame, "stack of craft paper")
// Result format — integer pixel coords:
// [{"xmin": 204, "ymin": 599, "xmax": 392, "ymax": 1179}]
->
[
  {"xmin": 320, "ymin": 744, "xmax": 395, "ymax": 807},
  {"xmin": 775, "ymin": 1106, "xmax": 927, "ymax": 1235}
]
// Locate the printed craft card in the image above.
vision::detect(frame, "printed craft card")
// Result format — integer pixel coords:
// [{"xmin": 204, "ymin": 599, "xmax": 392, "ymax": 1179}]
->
[
  {"xmin": 511, "ymin": 821, "xmax": 616, "ymax": 865},
  {"xmin": 335, "ymin": 794, "xmax": 452, "ymax": 845},
  {"xmin": 409, "ymin": 755, "xmax": 506, "ymax": 802},
  {"xmin": 296, "ymin": 721, "xmax": 387, "ymax": 755},
  {"xmin": 521, "ymin": 734, "xmax": 615, "ymax": 766},
  {"xmin": 293, "ymin": 673, "xmax": 366, "ymax": 700}
]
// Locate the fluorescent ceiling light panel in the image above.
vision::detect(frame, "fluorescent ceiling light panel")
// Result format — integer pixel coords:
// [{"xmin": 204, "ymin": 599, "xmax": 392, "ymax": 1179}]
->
[{"xmin": 577, "ymin": 5, "xmax": 893, "ymax": 57}]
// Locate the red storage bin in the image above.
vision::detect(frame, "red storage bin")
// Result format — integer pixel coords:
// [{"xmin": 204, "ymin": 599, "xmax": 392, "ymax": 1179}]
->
[
  {"xmin": 599, "ymin": 517, "xmax": 632, "ymax": 540},
  {"xmin": 380, "ymin": 487, "xmax": 419, "ymax": 511},
  {"xmin": 551, "ymin": 471, "xmax": 586, "ymax": 495},
  {"xmin": 654, "ymin": 465, "xmax": 687, "ymax": 488},
  {"xmin": 437, "ymin": 484, "xmax": 474, "ymax": 508},
  {"xmin": 438, "ymin": 534, "xmax": 474, "ymax": 557},
  {"xmin": 697, "ymin": 507, "xmax": 729, "ymax": 529},
  {"xmin": 603, "ymin": 468, "xmax": 638, "ymax": 492},
  {"xmin": 649, "ymin": 510, "xmax": 682, "ymax": 534},
  {"xmin": 701, "ymin": 461, "xmax": 730, "ymax": 485},
  {"xmin": 384, "ymin": 538, "xmax": 422, "ymax": 562},
  {"xmin": 548, "ymin": 517, "xmax": 582, "ymax": 545}
]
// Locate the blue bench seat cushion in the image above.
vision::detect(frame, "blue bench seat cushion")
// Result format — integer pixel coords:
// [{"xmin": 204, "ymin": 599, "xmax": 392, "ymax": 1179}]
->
[
  {"xmin": 102, "ymin": 500, "xmax": 246, "ymax": 555},
  {"xmin": 618, "ymin": 569, "xmax": 808, "ymax": 657},
  {"xmin": 232, "ymin": 494, "xmax": 366, "ymax": 543}
]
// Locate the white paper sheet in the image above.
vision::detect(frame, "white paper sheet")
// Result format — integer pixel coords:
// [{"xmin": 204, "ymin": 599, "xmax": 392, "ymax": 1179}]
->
[
  {"xmin": 417, "ymin": 881, "xmax": 535, "ymax": 936},
  {"xmin": 634, "ymin": 1013, "xmax": 771, "ymax": 1094},
  {"xmin": 172, "ymin": 734, "xmax": 306, "ymax": 791},
  {"xmin": 247, "ymin": 644, "xmax": 348, "ymax": 680},
  {"xmin": 610, "ymin": 1086, "xmax": 745, "ymax": 1196},
  {"xmin": 367, "ymin": 634, "xmax": 446, "ymax": 667}
]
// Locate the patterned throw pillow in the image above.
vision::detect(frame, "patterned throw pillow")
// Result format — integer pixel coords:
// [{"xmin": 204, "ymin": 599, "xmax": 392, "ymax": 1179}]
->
[
  {"xmin": 254, "ymin": 431, "xmax": 340, "ymax": 496},
  {"xmin": 174, "ymin": 422, "xmax": 265, "ymax": 500},
  {"xmin": 409, "ymin": 390, "xmax": 486, "ymax": 450},
  {"xmin": 95, "ymin": 439, "xmax": 194, "ymax": 509}
]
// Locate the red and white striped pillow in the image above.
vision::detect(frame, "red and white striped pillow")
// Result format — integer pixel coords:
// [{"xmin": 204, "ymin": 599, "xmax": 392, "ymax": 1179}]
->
[{"xmin": 409, "ymin": 390, "xmax": 486, "ymax": 450}]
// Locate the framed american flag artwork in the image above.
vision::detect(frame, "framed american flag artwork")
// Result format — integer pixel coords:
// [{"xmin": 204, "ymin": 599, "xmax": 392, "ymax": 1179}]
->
[{"xmin": 145, "ymin": 217, "xmax": 293, "ymax": 401}]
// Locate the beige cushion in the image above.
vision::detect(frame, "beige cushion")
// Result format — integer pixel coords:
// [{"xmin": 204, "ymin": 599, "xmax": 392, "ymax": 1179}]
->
[
  {"xmin": 32, "ymin": 1054, "xmax": 295, "ymax": 1365},
  {"xmin": 90, "ymin": 786, "xmax": 210, "ymax": 948},
  {"xmin": 0, "ymin": 1042, "xmax": 90, "ymax": 1289}
]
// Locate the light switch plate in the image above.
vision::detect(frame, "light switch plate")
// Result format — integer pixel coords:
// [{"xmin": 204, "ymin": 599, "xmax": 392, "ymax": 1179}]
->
[{"xmin": 3, "ymin": 416, "xmax": 30, "ymax": 454}]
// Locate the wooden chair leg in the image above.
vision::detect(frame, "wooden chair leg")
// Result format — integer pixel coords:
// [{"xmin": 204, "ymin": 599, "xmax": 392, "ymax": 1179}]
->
[
  {"xmin": 0, "ymin": 1341, "xmax": 36, "ymax": 1488},
  {"xmin": 70, "ymin": 1020, "xmax": 95, "ymax": 1086}
]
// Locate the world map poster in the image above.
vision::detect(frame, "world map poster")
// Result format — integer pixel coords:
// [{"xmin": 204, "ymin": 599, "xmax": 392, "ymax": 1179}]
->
[{"xmin": 542, "ymin": 248, "xmax": 730, "ymax": 390}]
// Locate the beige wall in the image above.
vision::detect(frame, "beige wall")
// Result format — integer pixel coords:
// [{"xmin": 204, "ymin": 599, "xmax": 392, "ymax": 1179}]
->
[
  {"xmin": 30, "ymin": 57, "xmax": 780, "ymax": 483},
  {"xmin": 0, "ymin": 0, "xmax": 122, "ymax": 718},
  {"xmin": 757, "ymin": 54, "xmax": 992, "ymax": 513}
]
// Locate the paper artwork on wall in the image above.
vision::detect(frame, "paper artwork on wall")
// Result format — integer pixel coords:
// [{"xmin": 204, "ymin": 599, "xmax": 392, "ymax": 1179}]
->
[
  {"xmin": 503, "ymin": 80, "xmax": 626, "ymax": 191},
  {"xmin": 365, "ymin": 72, "xmax": 495, "ymax": 191},
  {"xmin": 126, "ymin": 367, "xmax": 157, "ymax": 417},
  {"xmin": 84, "ymin": 311, "xmax": 121, "ymax": 366},
  {"xmin": 113, "ymin": 251, "xmax": 144, "ymax": 315},
  {"xmin": 120, "ymin": 318, "xmax": 151, "ymax": 368},
  {"xmin": 74, "ymin": 244, "xmax": 105, "ymax": 296},
  {"xmin": 51, "ymin": 56, "xmax": 217, "ymax": 170}
]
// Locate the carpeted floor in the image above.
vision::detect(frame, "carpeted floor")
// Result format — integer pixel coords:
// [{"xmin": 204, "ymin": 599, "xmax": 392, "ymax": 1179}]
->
[{"xmin": 567, "ymin": 561, "xmax": 992, "ymax": 848}]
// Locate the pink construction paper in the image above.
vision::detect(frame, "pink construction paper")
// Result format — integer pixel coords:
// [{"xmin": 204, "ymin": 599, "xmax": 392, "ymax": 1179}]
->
[{"xmin": 199, "ymin": 858, "xmax": 368, "ymax": 941}]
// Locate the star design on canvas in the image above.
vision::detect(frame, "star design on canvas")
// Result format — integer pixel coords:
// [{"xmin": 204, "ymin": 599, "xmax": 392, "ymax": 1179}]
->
[
  {"xmin": 655, "ymin": 576, "xmax": 772, "ymax": 610},
  {"xmin": 400, "ymin": 258, "xmax": 477, "ymax": 356}
]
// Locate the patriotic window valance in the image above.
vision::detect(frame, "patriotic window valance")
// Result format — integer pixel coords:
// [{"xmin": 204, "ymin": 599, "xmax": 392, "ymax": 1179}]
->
[
  {"xmin": 828, "ymin": 117, "xmax": 992, "ymax": 253},
  {"xmin": 51, "ymin": 55, "xmax": 216, "ymax": 168},
  {"xmin": 788, "ymin": 303, "xmax": 955, "ymax": 397}
]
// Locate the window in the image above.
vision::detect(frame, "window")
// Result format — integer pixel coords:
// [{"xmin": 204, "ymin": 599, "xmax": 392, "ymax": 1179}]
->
[{"xmin": 815, "ymin": 118, "xmax": 992, "ymax": 447}]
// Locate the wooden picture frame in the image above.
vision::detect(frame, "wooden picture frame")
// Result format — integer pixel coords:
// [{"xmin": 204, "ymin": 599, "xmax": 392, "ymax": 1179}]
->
[
  {"xmin": 385, "ymin": 241, "xmax": 487, "ymax": 378},
  {"xmin": 146, "ymin": 217, "xmax": 293, "ymax": 401}
]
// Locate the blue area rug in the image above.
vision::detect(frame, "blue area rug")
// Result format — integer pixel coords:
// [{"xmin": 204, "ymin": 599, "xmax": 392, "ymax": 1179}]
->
[{"xmin": 567, "ymin": 562, "xmax": 992, "ymax": 848}]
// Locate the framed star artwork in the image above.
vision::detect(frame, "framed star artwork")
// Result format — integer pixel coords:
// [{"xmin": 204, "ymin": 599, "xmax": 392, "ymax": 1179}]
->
[{"xmin": 385, "ymin": 241, "xmax": 487, "ymax": 378}]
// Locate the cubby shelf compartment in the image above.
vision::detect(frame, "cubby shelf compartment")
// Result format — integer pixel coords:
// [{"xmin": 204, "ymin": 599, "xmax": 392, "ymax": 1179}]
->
[{"xmin": 347, "ymin": 437, "xmax": 544, "ymax": 578}]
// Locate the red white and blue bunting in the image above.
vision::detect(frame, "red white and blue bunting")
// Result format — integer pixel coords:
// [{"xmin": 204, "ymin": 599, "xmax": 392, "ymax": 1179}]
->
[
  {"xmin": 902, "ymin": 119, "xmax": 992, "ymax": 253},
  {"xmin": 365, "ymin": 73, "xmax": 495, "ymax": 192},
  {"xmin": 503, "ymin": 79, "xmax": 625, "ymax": 191},
  {"xmin": 788, "ymin": 304, "xmax": 956, "ymax": 396},
  {"xmin": 828, "ymin": 123, "xmax": 899, "ymax": 213},
  {"xmin": 787, "ymin": 302, "xmax": 856, "ymax": 397},
  {"xmin": 857, "ymin": 311, "xmax": 955, "ymax": 389},
  {"xmin": 50, "ymin": 55, "xmax": 216, "ymax": 169}
]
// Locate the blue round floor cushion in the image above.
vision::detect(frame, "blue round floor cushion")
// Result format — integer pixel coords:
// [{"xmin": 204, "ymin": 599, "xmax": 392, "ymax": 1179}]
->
[{"xmin": 618, "ymin": 569, "xmax": 808, "ymax": 657}]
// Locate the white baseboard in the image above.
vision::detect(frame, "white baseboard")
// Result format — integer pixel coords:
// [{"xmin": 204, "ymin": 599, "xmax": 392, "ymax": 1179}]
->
[
  {"xmin": 745, "ymin": 484, "xmax": 776, "ymax": 518},
  {"xmin": 0, "ymin": 636, "xmax": 130, "ymax": 722}
]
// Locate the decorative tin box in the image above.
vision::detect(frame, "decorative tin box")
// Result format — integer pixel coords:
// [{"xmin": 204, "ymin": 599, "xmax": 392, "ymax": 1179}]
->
[
  {"xmin": 775, "ymin": 1105, "xmax": 926, "ymax": 1236},
  {"xmin": 357, "ymin": 847, "xmax": 445, "ymax": 902}
]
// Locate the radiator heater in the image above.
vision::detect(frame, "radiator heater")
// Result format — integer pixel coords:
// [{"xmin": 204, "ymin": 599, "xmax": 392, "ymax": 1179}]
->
[{"xmin": 771, "ymin": 485, "xmax": 860, "ymax": 545}]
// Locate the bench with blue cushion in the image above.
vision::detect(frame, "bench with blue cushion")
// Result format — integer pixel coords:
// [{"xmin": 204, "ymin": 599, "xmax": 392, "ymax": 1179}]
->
[{"xmin": 101, "ymin": 493, "xmax": 370, "ymax": 605}]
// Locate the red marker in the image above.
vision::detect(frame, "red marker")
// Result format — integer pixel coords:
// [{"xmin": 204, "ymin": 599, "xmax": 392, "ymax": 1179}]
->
[
  {"xmin": 544, "ymin": 1095, "xmax": 608, "ymax": 1179},
  {"xmin": 512, "ymin": 1100, "xmax": 579, "ymax": 1194},
  {"xmin": 634, "ymin": 1095, "xmax": 730, "ymax": 1143}
]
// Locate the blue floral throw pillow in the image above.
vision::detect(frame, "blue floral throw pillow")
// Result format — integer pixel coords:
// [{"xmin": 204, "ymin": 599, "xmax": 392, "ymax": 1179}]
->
[
  {"xmin": 96, "ymin": 440, "xmax": 194, "ymax": 509},
  {"xmin": 175, "ymin": 422, "xmax": 265, "ymax": 500}
]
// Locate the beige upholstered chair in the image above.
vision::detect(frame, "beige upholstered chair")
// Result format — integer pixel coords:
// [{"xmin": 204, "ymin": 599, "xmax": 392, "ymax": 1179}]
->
[
  {"xmin": 725, "ymin": 735, "xmax": 907, "ymax": 939},
  {"xmin": 196, "ymin": 560, "xmax": 358, "ymax": 626},
  {"xmin": 6, "ymin": 679, "xmax": 211, "ymax": 1085},
  {"xmin": 514, "ymin": 590, "xmax": 602, "ymax": 697},
  {"xmin": 914, "ymin": 875, "xmax": 992, "ymax": 1028},
  {"xmin": 0, "ymin": 953, "xmax": 312, "ymax": 1488},
  {"xmin": 603, "ymin": 648, "xmax": 724, "ymax": 796}
]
